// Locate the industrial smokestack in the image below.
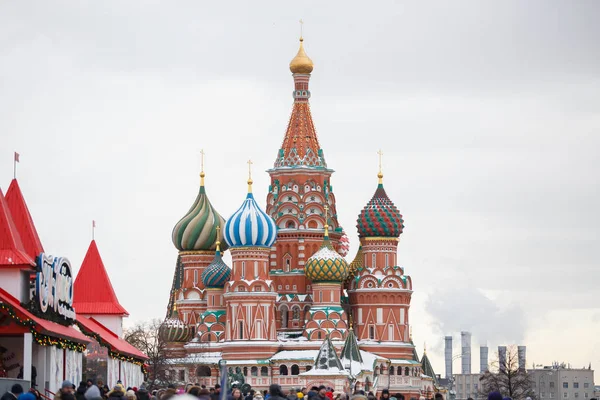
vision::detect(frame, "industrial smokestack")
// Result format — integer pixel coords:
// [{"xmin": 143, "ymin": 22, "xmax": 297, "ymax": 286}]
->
[
  {"xmin": 518, "ymin": 346, "xmax": 526, "ymax": 371},
  {"xmin": 461, "ymin": 331, "xmax": 472, "ymax": 374},
  {"xmin": 445, "ymin": 336, "xmax": 453, "ymax": 379},
  {"xmin": 480, "ymin": 345, "xmax": 489, "ymax": 373},
  {"xmin": 499, "ymin": 346, "xmax": 507, "ymax": 373}
]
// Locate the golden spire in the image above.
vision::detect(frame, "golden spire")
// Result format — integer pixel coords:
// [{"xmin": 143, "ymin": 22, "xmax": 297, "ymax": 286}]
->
[
  {"xmin": 323, "ymin": 205, "xmax": 329, "ymax": 237},
  {"xmin": 289, "ymin": 21, "xmax": 314, "ymax": 74},
  {"xmin": 424, "ymin": 341, "xmax": 427, "ymax": 354},
  {"xmin": 200, "ymin": 149, "xmax": 205, "ymax": 186},
  {"xmin": 215, "ymin": 225, "xmax": 221, "ymax": 252},
  {"xmin": 349, "ymin": 313, "xmax": 354, "ymax": 330},
  {"xmin": 247, "ymin": 159, "xmax": 253, "ymax": 193},
  {"xmin": 377, "ymin": 149, "xmax": 384, "ymax": 184}
]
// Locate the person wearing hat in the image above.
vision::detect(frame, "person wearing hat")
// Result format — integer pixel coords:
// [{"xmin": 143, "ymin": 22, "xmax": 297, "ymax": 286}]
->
[
  {"xmin": 54, "ymin": 381, "xmax": 75, "ymax": 400},
  {"xmin": 126, "ymin": 390, "xmax": 136, "ymax": 400},
  {"xmin": 107, "ymin": 386, "xmax": 125, "ymax": 400},
  {"xmin": 84, "ymin": 385, "xmax": 102, "ymax": 400}
]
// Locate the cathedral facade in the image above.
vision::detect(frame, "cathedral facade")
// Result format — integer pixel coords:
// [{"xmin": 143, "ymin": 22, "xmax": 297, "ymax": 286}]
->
[{"xmin": 160, "ymin": 37, "xmax": 437, "ymax": 400}]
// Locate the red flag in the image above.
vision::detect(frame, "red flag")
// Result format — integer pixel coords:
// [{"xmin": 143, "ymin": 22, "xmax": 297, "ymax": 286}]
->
[{"xmin": 14, "ymin": 152, "xmax": 20, "ymax": 163}]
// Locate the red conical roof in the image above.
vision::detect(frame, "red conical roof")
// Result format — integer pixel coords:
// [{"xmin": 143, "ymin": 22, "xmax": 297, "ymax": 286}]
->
[
  {"xmin": 5, "ymin": 179, "xmax": 44, "ymax": 261},
  {"xmin": 73, "ymin": 240, "xmax": 129, "ymax": 316},
  {"xmin": 0, "ymin": 189, "xmax": 35, "ymax": 268}
]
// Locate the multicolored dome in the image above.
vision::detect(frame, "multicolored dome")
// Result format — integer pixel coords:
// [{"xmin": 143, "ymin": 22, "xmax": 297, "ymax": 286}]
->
[
  {"xmin": 305, "ymin": 234, "xmax": 349, "ymax": 283},
  {"xmin": 201, "ymin": 244, "xmax": 231, "ymax": 288},
  {"xmin": 345, "ymin": 245, "xmax": 363, "ymax": 284},
  {"xmin": 337, "ymin": 231, "xmax": 350, "ymax": 257},
  {"xmin": 356, "ymin": 182, "xmax": 404, "ymax": 238},
  {"xmin": 224, "ymin": 181, "xmax": 277, "ymax": 248},
  {"xmin": 159, "ymin": 314, "xmax": 192, "ymax": 343},
  {"xmin": 172, "ymin": 174, "xmax": 228, "ymax": 252}
]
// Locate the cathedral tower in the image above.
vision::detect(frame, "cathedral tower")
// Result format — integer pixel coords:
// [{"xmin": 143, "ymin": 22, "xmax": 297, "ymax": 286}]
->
[
  {"xmin": 222, "ymin": 168, "xmax": 279, "ymax": 360},
  {"xmin": 266, "ymin": 37, "xmax": 347, "ymax": 306},
  {"xmin": 170, "ymin": 160, "xmax": 227, "ymax": 325}
]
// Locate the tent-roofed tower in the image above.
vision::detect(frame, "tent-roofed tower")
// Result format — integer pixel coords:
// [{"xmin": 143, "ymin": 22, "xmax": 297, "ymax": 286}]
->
[
  {"xmin": 73, "ymin": 240, "xmax": 129, "ymax": 337},
  {"xmin": 5, "ymin": 179, "xmax": 44, "ymax": 262},
  {"xmin": 300, "ymin": 336, "xmax": 350, "ymax": 391},
  {"xmin": 266, "ymin": 36, "xmax": 347, "ymax": 323},
  {"xmin": 0, "ymin": 188, "xmax": 35, "ymax": 302}
]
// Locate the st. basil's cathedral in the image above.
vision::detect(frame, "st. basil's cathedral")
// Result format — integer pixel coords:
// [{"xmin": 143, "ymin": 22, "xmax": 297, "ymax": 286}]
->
[{"xmin": 160, "ymin": 36, "xmax": 440, "ymax": 399}]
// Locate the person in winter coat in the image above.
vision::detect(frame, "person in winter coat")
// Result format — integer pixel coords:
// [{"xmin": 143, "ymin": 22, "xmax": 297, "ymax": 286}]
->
[
  {"xmin": 126, "ymin": 391, "xmax": 136, "ymax": 400},
  {"xmin": 84, "ymin": 385, "xmax": 102, "ymax": 400},
  {"xmin": 75, "ymin": 382, "xmax": 88, "ymax": 400},
  {"xmin": 287, "ymin": 389, "xmax": 297, "ymax": 400},
  {"xmin": 229, "ymin": 389, "xmax": 243, "ymax": 400},
  {"xmin": 197, "ymin": 388, "xmax": 211, "ymax": 400},
  {"xmin": 55, "ymin": 381, "xmax": 75, "ymax": 400},
  {"xmin": 267, "ymin": 386, "xmax": 286, "ymax": 400},
  {"xmin": 135, "ymin": 385, "xmax": 150, "ymax": 400},
  {"xmin": 253, "ymin": 393, "xmax": 264, "ymax": 400},
  {"xmin": 379, "ymin": 390, "xmax": 390, "ymax": 400},
  {"xmin": 1, "ymin": 384, "xmax": 24, "ymax": 400},
  {"xmin": 107, "ymin": 386, "xmax": 125, "ymax": 400}
]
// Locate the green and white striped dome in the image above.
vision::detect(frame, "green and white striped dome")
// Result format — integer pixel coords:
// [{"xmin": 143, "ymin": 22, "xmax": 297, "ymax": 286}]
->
[{"xmin": 172, "ymin": 176, "xmax": 228, "ymax": 252}]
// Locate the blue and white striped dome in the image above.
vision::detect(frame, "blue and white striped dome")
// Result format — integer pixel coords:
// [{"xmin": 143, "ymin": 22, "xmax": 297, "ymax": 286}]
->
[{"xmin": 224, "ymin": 192, "xmax": 277, "ymax": 248}]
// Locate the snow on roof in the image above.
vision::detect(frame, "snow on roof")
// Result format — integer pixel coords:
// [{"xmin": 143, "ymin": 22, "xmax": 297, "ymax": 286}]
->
[
  {"xmin": 389, "ymin": 359, "xmax": 421, "ymax": 365},
  {"xmin": 300, "ymin": 367, "xmax": 350, "ymax": 376},
  {"xmin": 271, "ymin": 350, "xmax": 318, "ymax": 361},
  {"xmin": 167, "ymin": 353, "xmax": 222, "ymax": 364}
]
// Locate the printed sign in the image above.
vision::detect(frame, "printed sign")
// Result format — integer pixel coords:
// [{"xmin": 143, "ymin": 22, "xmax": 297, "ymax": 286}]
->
[{"xmin": 35, "ymin": 253, "xmax": 76, "ymax": 322}]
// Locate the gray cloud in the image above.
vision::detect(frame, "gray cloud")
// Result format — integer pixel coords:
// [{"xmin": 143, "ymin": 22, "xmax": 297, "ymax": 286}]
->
[{"xmin": 1, "ymin": 0, "xmax": 599, "ymax": 370}]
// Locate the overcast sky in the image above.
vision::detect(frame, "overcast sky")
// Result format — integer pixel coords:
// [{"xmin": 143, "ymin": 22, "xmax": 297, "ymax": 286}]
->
[{"xmin": 2, "ymin": 1, "xmax": 599, "ymax": 373}]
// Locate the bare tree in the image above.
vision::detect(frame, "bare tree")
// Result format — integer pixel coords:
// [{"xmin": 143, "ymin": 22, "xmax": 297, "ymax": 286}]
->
[
  {"xmin": 124, "ymin": 319, "xmax": 173, "ymax": 389},
  {"xmin": 479, "ymin": 345, "xmax": 535, "ymax": 400}
]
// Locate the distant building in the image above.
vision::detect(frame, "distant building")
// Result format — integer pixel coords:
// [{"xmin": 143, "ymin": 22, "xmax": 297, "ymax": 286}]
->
[
  {"xmin": 529, "ymin": 365, "xmax": 595, "ymax": 400},
  {"xmin": 452, "ymin": 373, "xmax": 482, "ymax": 400}
]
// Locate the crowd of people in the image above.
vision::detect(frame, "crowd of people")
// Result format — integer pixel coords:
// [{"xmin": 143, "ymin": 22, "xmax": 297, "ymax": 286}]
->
[{"xmin": 1, "ymin": 381, "xmax": 525, "ymax": 400}]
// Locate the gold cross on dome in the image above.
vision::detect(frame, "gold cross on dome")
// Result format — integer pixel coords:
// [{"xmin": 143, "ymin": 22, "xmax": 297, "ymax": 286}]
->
[
  {"xmin": 247, "ymin": 159, "xmax": 253, "ymax": 180},
  {"xmin": 299, "ymin": 19, "xmax": 304, "ymax": 39},
  {"xmin": 200, "ymin": 149, "xmax": 205, "ymax": 173}
]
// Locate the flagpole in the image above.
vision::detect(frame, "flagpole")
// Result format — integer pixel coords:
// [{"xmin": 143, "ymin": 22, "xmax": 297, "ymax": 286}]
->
[{"xmin": 13, "ymin": 156, "xmax": 16, "ymax": 179}]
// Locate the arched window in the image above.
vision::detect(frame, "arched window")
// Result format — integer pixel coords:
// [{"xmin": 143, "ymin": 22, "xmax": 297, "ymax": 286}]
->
[
  {"xmin": 389, "ymin": 366, "xmax": 395, "ymax": 375},
  {"xmin": 195, "ymin": 366, "xmax": 211, "ymax": 377},
  {"xmin": 243, "ymin": 367, "xmax": 248, "ymax": 376},
  {"xmin": 305, "ymin": 366, "xmax": 312, "ymax": 372},
  {"xmin": 292, "ymin": 308, "xmax": 300, "ymax": 320},
  {"xmin": 261, "ymin": 366, "xmax": 269, "ymax": 376},
  {"xmin": 397, "ymin": 366, "xmax": 402, "ymax": 375},
  {"xmin": 279, "ymin": 365, "xmax": 288, "ymax": 376},
  {"xmin": 286, "ymin": 221, "xmax": 295, "ymax": 229},
  {"xmin": 308, "ymin": 220, "xmax": 318, "ymax": 229},
  {"xmin": 251, "ymin": 367, "xmax": 258, "ymax": 376},
  {"xmin": 374, "ymin": 366, "xmax": 379, "ymax": 376},
  {"xmin": 291, "ymin": 365, "xmax": 300, "ymax": 375},
  {"xmin": 405, "ymin": 367, "xmax": 409, "ymax": 376}
]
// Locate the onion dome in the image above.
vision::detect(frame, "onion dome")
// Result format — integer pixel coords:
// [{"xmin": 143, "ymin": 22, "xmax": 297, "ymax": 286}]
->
[
  {"xmin": 201, "ymin": 233, "xmax": 231, "ymax": 288},
  {"xmin": 224, "ymin": 174, "xmax": 277, "ymax": 248},
  {"xmin": 172, "ymin": 171, "xmax": 228, "ymax": 252},
  {"xmin": 345, "ymin": 245, "xmax": 363, "ymax": 284},
  {"xmin": 356, "ymin": 171, "xmax": 404, "ymax": 238},
  {"xmin": 337, "ymin": 231, "xmax": 350, "ymax": 257},
  {"xmin": 159, "ymin": 310, "xmax": 192, "ymax": 343},
  {"xmin": 289, "ymin": 37, "xmax": 314, "ymax": 74},
  {"xmin": 305, "ymin": 218, "xmax": 349, "ymax": 283}
]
